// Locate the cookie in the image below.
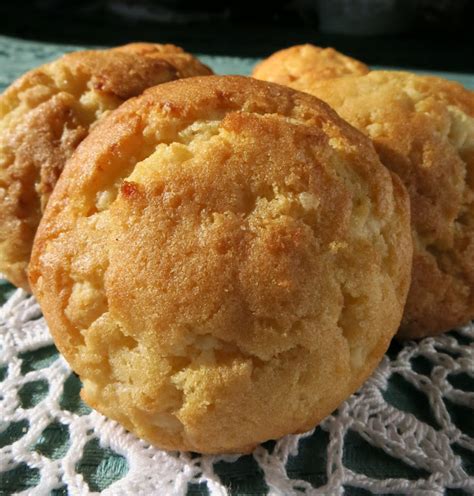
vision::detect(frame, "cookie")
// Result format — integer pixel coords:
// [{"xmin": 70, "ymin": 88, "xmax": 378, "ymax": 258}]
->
[
  {"xmin": 300, "ymin": 71, "xmax": 474, "ymax": 338},
  {"xmin": 0, "ymin": 42, "xmax": 212, "ymax": 290},
  {"xmin": 252, "ymin": 44, "xmax": 369, "ymax": 90},
  {"xmin": 30, "ymin": 76, "xmax": 412, "ymax": 453}
]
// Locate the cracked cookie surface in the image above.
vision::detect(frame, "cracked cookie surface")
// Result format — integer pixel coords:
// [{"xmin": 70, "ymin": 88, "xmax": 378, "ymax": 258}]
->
[
  {"xmin": 30, "ymin": 76, "xmax": 412, "ymax": 453},
  {"xmin": 301, "ymin": 71, "xmax": 474, "ymax": 338},
  {"xmin": 0, "ymin": 42, "xmax": 212, "ymax": 290}
]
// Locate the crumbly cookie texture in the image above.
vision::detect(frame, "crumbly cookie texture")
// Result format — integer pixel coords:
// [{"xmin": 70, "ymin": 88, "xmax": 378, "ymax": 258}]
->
[
  {"xmin": 252, "ymin": 44, "xmax": 369, "ymax": 90},
  {"xmin": 30, "ymin": 76, "xmax": 412, "ymax": 453},
  {"xmin": 304, "ymin": 71, "xmax": 474, "ymax": 338},
  {"xmin": 0, "ymin": 42, "xmax": 212, "ymax": 290}
]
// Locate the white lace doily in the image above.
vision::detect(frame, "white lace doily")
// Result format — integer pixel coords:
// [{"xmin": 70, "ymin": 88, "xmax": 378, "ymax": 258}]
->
[{"xmin": 1, "ymin": 288, "xmax": 473, "ymax": 495}]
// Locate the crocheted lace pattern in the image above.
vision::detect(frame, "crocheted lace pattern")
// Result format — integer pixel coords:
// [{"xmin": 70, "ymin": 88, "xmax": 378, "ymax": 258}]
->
[{"xmin": 1, "ymin": 288, "xmax": 473, "ymax": 495}]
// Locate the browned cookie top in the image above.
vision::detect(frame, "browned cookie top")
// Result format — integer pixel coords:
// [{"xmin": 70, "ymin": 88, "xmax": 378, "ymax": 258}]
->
[
  {"xmin": 30, "ymin": 76, "xmax": 411, "ymax": 453},
  {"xmin": 0, "ymin": 42, "xmax": 212, "ymax": 290},
  {"xmin": 253, "ymin": 44, "xmax": 369, "ymax": 89},
  {"xmin": 305, "ymin": 71, "xmax": 474, "ymax": 338}
]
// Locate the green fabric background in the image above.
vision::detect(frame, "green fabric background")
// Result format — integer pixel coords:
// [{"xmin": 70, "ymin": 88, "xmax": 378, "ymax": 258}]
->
[{"xmin": 0, "ymin": 35, "xmax": 473, "ymax": 495}]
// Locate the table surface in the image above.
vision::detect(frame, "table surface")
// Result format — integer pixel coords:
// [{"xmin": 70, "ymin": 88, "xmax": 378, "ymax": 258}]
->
[{"xmin": 0, "ymin": 35, "xmax": 473, "ymax": 496}]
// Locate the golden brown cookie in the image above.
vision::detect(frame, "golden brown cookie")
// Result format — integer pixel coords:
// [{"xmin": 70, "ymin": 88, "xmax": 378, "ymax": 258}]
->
[
  {"xmin": 252, "ymin": 44, "xmax": 369, "ymax": 90},
  {"xmin": 30, "ymin": 75, "xmax": 412, "ymax": 454},
  {"xmin": 301, "ymin": 71, "xmax": 474, "ymax": 338},
  {"xmin": 0, "ymin": 42, "xmax": 212, "ymax": 290}
]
